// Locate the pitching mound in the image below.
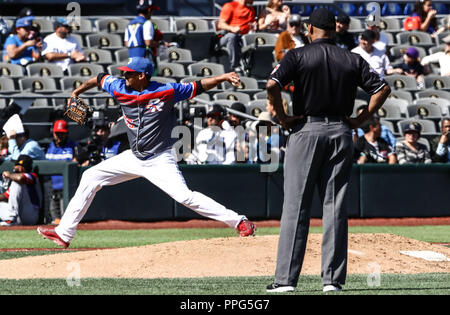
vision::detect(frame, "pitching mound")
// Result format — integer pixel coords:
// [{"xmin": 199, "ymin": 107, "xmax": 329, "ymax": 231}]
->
[{"xmin": 0, "ymin": 234, "xmax": 449, "ymax": 279}]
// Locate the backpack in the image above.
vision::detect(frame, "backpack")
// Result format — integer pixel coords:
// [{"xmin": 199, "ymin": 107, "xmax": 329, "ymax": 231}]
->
[{"xmin": 403, "ymin": 16, "xmax": 421, "ymax": 31}]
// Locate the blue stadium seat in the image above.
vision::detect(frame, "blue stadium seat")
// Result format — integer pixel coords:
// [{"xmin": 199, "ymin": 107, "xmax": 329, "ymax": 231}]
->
[
  {"xmin": 403, "ymin": 3, "xmax": 415, "ymax": 15},
  {"xmin": 382, "ymin": 3, "xmax": 402, "ymax": 16},
  {"xmin": 338, "ymin": 3, "xmax": 356, "ymax": 17},
  {"xmin": 357, "ymin": 4, "xmax": 368, "ymax": 16},
  {"xmin": 292, "ymin": 5, "xmax": 312, "ymax": 16},
  {"xmin": 433, "ymin": 3, "xmax": 448, "ymax": 14}
]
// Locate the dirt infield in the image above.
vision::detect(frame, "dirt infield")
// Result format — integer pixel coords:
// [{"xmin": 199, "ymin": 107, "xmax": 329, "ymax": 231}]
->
[
  {"xmin": 2, "ymin": 217, "xmax": 450, "ymax": 231},
  {"xmin": 0, "ymin": 233, "xmax": 449, "ymax": 279}
]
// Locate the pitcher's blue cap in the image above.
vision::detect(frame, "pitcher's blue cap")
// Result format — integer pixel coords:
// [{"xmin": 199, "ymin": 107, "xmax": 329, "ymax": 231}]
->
[{"xmin": 118, "ymin": 57, "xmax": 154, "ymax": 76}]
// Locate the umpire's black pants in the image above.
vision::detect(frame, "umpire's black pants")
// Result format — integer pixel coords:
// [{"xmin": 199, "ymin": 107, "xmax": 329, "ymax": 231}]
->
[{"xmin": 274, "ymin": 119, "xmax": 353, "ymax": 287}]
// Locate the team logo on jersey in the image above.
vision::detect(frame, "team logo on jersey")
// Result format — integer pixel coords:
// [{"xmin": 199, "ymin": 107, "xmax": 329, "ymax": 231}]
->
[
  {"xmin": 145, "ymin": 98, "xmax": 164, "ymax": 113},
  {"xmin": 123, "ymin": 114, "xmax": 136, "ymax": 129}
]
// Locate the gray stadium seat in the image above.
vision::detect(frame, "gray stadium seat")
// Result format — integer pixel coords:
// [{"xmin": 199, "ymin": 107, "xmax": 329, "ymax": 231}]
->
[
  {"xmin": 21, "ymin": 106, "xmax": 54, "ymax": 122},
  {"xmin": 19, "ymin": 77, "xmax": 59, "ymax": 94},
  {"xmin": 10, "ymin": 92, "xmax": 50, "ymax": 107},
  {"xmin": 176, "ymin": 31, "xmax": 217, "ymax": 61},
  {"xmin": 383, "ymin": 98, "xmax": 410, "ymax": 116},
  {"xmin": 379, "ymin": 119, "xmax": 400, "ymax": 136},
  {"xmin": 32, "ymin": 18, "xmax": 54, "ymax": 33},
  {"xmin": 395, "ymin": 31, "xmax": 433, "ymax": 47},
  {"xmin": 164, "ymin": 47, "xmax": 194, "ymax": 67},
  {"xmin": 69, "ymin": 18, "xmax": 93, "ymax": 34},
  {"xmin": 388, "ymin": 90, "xmax": 414, "ymax": 103},
  {"xmin": 151, "ymin": 76, "xmax": 177, "ymax": 84},
  {"xmin": 175, "ymin": 18, "xmax": 211, "ymax": 32},
  {"xmin": 436, "ymin": 30, "xmax": 450, "ymax": 45},
  {"xmin": 423, "ymin": 75, "xmax": 450, "ymax": 90},
  {"xmin": 413, "ymin": 97, "xmax": 450, "ymax": 116},
  {"xmin": 70, "ymin": 33, "xmax": 85, "ymax": 48},
  {"xmin": 152, "ymin": 18, "xmax": 171, "ymax": 32},
  {"xmin": 407, "ymin": 104, "xmax": 443, "ymax": 122},
  {"xmin": 22, "ymin": 122, "xmax": 52, "ymax": 141},
  {"xmin": 26, "ymin": 63, "xmax": 64, "ymax": 78},
  {"xmin": 0, "ymin": 78, "xmax": 16, "ymax": 94},
  {"xmin": 253, "ymin": 90, "xmax": 292, "ymax": 105},
  {"xmin": 246, "ymin": 100, "xmax": 266, "ymax": 117},
  {"xmin": 213, "ymin": 91, "xmax": 251, "ymax": 104},
  {"xmin": 428, "ymin": 45, "xmax": 445, "ymax": 55},
  {"xmin": 383, "ymin": 75, "xmax": 418, "ymax": 91},
  {"xmin": 390, "ymin": 45, "xmax": 427, "ymax": 61},
  {"xmin": 0, "ymin": 62, "xmax": 23, "ymax": 78},
  {"xmin": 114, "ymin": 48, "xmax": 129, "ymax": 63},
  {"xmin": 60, "ymin": 77, "xmax": 99, "ymax": 93},
  {"xmin": 377, "ymin": 102, "xmax": 404, "ymax": 122},
  {"xmin": 180, "ymin": 76, "xmax": 222, "ymax": 92},
  {"xmin": 242, "ymin": 45, "xmax": 276, "ymax": 79},
  {"xmin": 348, "ymin": 17, "xmax": 364, "ymax": 33},
  {"xmin": 378, "ymin": 17, "xmax": 402, "ymax": 33},
  {"xmin": 157, "ymin": 62, "xmax": 186, "ymax": 79},
  {"xmin": 223, "ymin": 76, "xmax": 259, "ymax": 90},
  {"xmin": 187, "ymin": 62, "xmax": 225, "ymax": 77},
  {"xmin": 95, "ymin": 17, "xmax": 129, "ymax": 33},
  {"xmin": 86, "ymin": 33, "xmax": 123, "ymax": 50},
  {"xmin": 397, "ymin": 118, "xmax": 438, "ymax": 136},
  {"xmin": 415, "ymin": 89, "xmax": 450, "ymax": 100},
  {"xmin": 68, "ymin": 63, "xmax": 104, "ymax": 77},
  {"xmin": 83, "ymin": 48, "xmax": 113, "ymax": 65},
  {"xmin": 242, "ymin": 33, "xmax": 278, "ymax": 48},
  {"xmin": 107, "ymin": 63, "xmax": 125, "ymax": 76}
]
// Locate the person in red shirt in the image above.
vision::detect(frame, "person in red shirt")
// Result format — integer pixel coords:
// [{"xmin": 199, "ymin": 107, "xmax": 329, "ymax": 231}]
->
[{"xmin": 217, "ymin": 0, "xmax": 256, "ymax": 73}]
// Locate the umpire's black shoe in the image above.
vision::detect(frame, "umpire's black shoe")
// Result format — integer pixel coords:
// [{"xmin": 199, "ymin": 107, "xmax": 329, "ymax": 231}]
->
[{"xmin": 266, "ymin": 283, "xmax": 295, "ymax": 293}]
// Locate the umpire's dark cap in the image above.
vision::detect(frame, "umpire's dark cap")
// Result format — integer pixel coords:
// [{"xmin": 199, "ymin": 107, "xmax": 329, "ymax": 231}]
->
[
  {"xmin": 305, "ymin": 8, "xmax": 336, "ymax": 30},
  {"xmin": 15, "ymin": 155, "xmax": 33, "ymax": 173}
]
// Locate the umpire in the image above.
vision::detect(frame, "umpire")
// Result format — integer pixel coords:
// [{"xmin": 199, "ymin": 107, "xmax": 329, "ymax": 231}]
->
[{"xmin": 266, "ymin": 8, "xmax": 390, "ymax": 293}]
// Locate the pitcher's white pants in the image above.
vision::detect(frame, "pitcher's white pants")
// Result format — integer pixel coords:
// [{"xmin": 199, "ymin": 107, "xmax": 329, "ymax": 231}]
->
[{"xmin": 55, "ymin": 149, "xmax": 246, "ymax": 243}]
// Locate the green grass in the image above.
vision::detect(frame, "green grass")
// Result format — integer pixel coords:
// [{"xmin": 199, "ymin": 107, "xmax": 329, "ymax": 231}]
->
[{"xmin": 0, "ymin": 274, "xmax": 449, "ymax": 295}]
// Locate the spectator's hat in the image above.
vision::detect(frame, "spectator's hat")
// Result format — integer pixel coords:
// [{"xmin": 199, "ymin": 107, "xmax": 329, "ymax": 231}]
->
[
  {"xmin": 92, "ymin": 110, "xmax": 108, "ymax": 129},
  {"xmin": 406, "ymin": 47, "xmax": 419, "ymax": 59},
  {"xmin": 230, "ymin": 102, "xmax": 246, "ymax": 114},
  {"xmin": 336, "ymin": 14, "xmax": 350, "ymax": 25},
  {"xmin": 137, "ymin": 0, "xmax": 160, "ymax": 12},
  {"xmin": 305, "ymin": 8, "xmax": 335, "ymax": 30},
  {"xmin": 15, "ymin": 16, "xmax": 33, "ymax": 29},
  {"xmin": 404, "ymin": 122, "xmax": 422, "ymax": 135},
  {"xmin": 54, "ymin": 17, "xmax": 70, "ymax": 29},
  {"xmin": 360, "ymin": 29, "xmax": 377, "ymax": 41},
  {"xmin": 118, "ymin": 57, "xmax": 154, "ymax": 76},
  {"xmin": 15, "ymin": 154, "xmax": 33, "ymax": 172},
  {"xmin": 206, "ymin": 104, "xmax": 225, "ymax": 118},
  {"xmin": 442, "ymin": 34, "xmax": 450, "ymax": 44},
  {"xmin": 256, "ymin": 111, "xmax": 276, "ymax": 125},
  {"xmin": 365, "ymin": 13, "xmax": 380, "ymax": 27},
  {"xmin": 53, "ymin": 119, "xmax": 68, "ymax": 133},
  {"xmin": 288, "ymin": 14, "xmax": 302, "ymax": 26}
]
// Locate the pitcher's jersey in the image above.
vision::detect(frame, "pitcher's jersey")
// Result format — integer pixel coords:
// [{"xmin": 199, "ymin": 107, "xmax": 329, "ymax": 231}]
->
[{"xmin": 99, "ymin": 74, "xmax": 200, "ymax": 159}]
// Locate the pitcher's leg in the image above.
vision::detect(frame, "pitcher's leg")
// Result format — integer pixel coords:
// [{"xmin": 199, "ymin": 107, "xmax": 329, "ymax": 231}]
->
[
  {"xmin": 143, "ymin": 151, "xmax": 245, "ymax": 228},
  {"xmin": 55, "ymin": 151, "xmax": 139, "ymax": 242}
]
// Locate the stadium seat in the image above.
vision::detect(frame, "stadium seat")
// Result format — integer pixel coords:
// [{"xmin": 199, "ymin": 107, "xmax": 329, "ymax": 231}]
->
[
  {"xmin": 380, "ymin": 32, "xmax": 395, "ymax": 45},
  {"xmin": 180, "ymin": 76, "xmax": 222, "ymax": 92},
  {"xmin": 152, "ymin": 18, "xmax": 171, "ymax": 32},
  {"xmin": 383, "ymin": 98, "xmax": 410, "ymax": 117},
  {"xmin": 69, "ymin": 18, "xmax": 93, "ymax": 34},
  {"xmin": 10, "ymin": 92, "xmax": 50, "ymax": 107},
  {"xmin": 164, "ymin": 47, "xmax": 194, "ymax": 67},
  {"xmin": 348, "ymin": 17, "xmax": 364, "ymax": 33},
  {"xmin": 95, "ymin": 17, "xmax": 129, "ymax": 33},
  {"xmin": 213, "ymin": 91, "xmax": 251, "ymax": 104},
  {"xmin": 157, "ymin": 62, "xmax": 186, "ymax": 79},
  {"xmin": 397, "ymin": 118, "xmax": 439, "ymax": 136},
  {"xmin": 407, "ymin": 104, "xmax": 443, "ymax": 123},
  {"xmin": 253, "ymin": 90, "xmax": 292, "ymax": 105},
  {"xmin": 86, "ymin": 33, "xmax": 123, "ymax": 50},
  {"xmin": 70, "ymin": 33, "xmax": 85, "ymax": 48},
  {"xmin": 242, "ymin": 33, "xmax": 278, "ymax": 47},
  {"xmin": 114, "ymin": 48, "xmax": 129, "ymax": 63},
  {"xmin": 83, "ymin": 48, "xmax": 113, "ymax": 65},
  {"xmin": 211, "ymin": 100, "xmax": 237, "ymax": 108},
  {"xmin": 384, "ymin": 75, "xmax": 418, "ymax": 91},
  {"xmin": 241, "ymin": 45, "xmax": 276, "ymax": 79},
  {"xmin": 381, "ymin": 2, "xmax": 402, "ymax": 16},
  {"xmin": 176, "ymin": 31, "xmax": 217, "ymax": 61},
  {"xmin": 187, "ymin": 62, "xmax": 225, "ymax": 77},
  {"xmin": 223, "ymin": 76, "xmax": 260, "ymax": 92},
  {"xmin": 378, "ymin": 17, "xmax": 402, "ymax": 33},
  {"xmin": 107, "ymin": 63, "xmax": 125, "ymax": 76},
  {"xmin": 26, "ymin": 63, "xmax": 64, "ymax": 78},
  {"xmin": 390, "ymin": 45, "xmax": 427, "ymax": 62},
  {"xmin": 60, "ymin": 77, "xmax": 96, "ymax": 92},
  {"xmin": 436, "ymin": 30, "xmax": 450, "ymax": 45},
  {"xmin": 188, "ymin": 92, "xmax": 210, "ymax": 106},
  {"xmin": 32, "ymin": 18, "xmax": 54, "ymax": 33},
  {"xmin": 19, "ymin": 77, "xmax": 59, "ymax": 94},
  {"xmin": 395, "ymin": 31, "xmax": 433, "ymax": 47},
  {"xmin": 151, "ymin": 76, "xmax": 177, "ymax": 84},
  {"xmin": 423, "ymin": 75, "xmax": 450, "ymax": 90},
  {"xmin": 174, "ymin": 18, "xmax": 211, "ymax": 32},
  {"xmin": 428, "ymin": 45, "xmax": 445, "ymax": 55},
  {"xmin": 338, "ymin": 3, "xmax": 356, "ymax": 16},
  {"xmin": 67, "ymin": 122, "xmax": 92, "ymax": 142},
  {"xmin": 68, "ymin": 63, "xmax": 104, "ymax": 77},
  {"xmin": 246, "ymin": 100, "xmax": 266, "ymax": 117},
  {"xmin": 414, "ymin": 97, "xmax": 450, "ymax": 116},
  {"xmin": 377, "ymin": 102, "xmax": 404, "ymax": 122},
  {"xmin": 379, "ymin": 119, "xmax": 400, "ymax": 136},
  {"xmin": 0, "ymin": 62, "xmax": 23, "ymax": 78},
  {"xmin": 22, "ymin": 122, "xmax": 52, "ymax": 141},
  {"xmin": 403, "ymin": 3, "xmax": 415, "ymax": 15},
  {"xmin": 388, "ymin": 90, "xmax": 414, "ymax": 103},
  {"xmin": 21, "ymin": 106, "xmax": 54, "ymax": 122},
  {"xmin": 51, "ymin": 92, "xmax": 83, "ymax": 108},
  {"xmin": 415, "ymin": 89, "xmax": 450, "ymax": 100},
  {"xmin": 0, "ymin": 78, "xmax": 16, "ymax": 94},
  {"xmin": 433, "ymin": 3, "xmax": 448, "ymax": 14}
]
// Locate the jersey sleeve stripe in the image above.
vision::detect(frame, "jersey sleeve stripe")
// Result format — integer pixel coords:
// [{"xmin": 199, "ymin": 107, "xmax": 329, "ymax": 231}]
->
[
  {"xmin": 100, "ymin": 75, "xmax": 110, "ymax": 90},
  {"xmin": 190, "ymin": 81, "xmax": 197, "ymax": 99}
]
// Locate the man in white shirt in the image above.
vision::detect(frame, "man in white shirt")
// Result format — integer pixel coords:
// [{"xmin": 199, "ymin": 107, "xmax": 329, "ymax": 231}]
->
[
  {"xmin": 42, "ymin": 18, "xmax": 85, "ymax": 72},
  {"xmin": 365, "ymin": 13, "xmax": 390, "ymax": 54},
  {"xmin": 421, "ymin": 34, "xmax": 450, "ymax": 76},
  {"xmin": 351, "ymin": 30, "xmax": 394, "ymax": 79}
]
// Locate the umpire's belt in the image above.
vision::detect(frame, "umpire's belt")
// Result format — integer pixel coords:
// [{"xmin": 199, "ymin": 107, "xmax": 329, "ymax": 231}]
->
[{"xmin": 300, "ymin": 116, "xmax": 346, "ymax": 123}]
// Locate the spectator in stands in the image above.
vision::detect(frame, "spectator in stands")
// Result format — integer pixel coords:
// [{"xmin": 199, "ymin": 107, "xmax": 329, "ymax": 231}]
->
[
  {"xmin": 391, "ymin": 47, "xmax": 429, "ymax": 88},
  {"xmin": 0, "ymin": 135, "xmax": 8, "ymax": 158},
  {"xmin": 125, "ymin": 0, "xmax": 163, "ymax": 73},
  {"xmin": 421, "ymin": 34, "xmax": 450, "ymax": 76},
  {"xmin": 435, "ymin": 14, "xmax": 450, "ymax": 37},
  {"xmin": 4, "ymin": 16, "xmax": 42, "ymax": 66},
  {"xmin": 4, "ymin": 128, "xmax": 45, "ymax": 161},
  {"xmin": 265, "ymin": 98, "xmax": 288, "ymax": 124},
  {"xmin": 395, "ymin": 122, "xmax": 431, "ymax": 164},
  {"xmin": 45, "ymin": 120, "xmax": 77, "ymax": 224},
  {"xmin": 412, "ymin": 0, "xmax": 438, "ymax": 34},
  {"xmin": 228, "ymin": 102, "xmax": 247, "ymax": 127},
  {"xmin": 430, "ymin": 117, "xmax": 450, "ymax": 162},
  {"xmin": 257, "ymin": 0, "xmax": 290, "ymax": 33},
  {"xmin": 190, "ymin": 104, "xmax": 237, "ymax": 165},
  {"xmin": 0, "ymin": 155, "xmax": 42, "ymax": 226},
  {"xmin": 355, "ymin": 116, "xmax": 397, "ymax": 164},
  {"xmin": 42, "ymin": 18, "xmax": 85, "ymax": 73},
  {"xmin": 274, "ymin": 14, "xmax": 309, "ymax": 61},
  {"xmin": 334, "ymin": 14, "xmax": 357, "ymax": 51},
  {"xmin": 248, "ymin": 111, "xmax": 281, "ymax": 164},
  {"xmin": 353, "ymin": 105, "xmax": 397, "ymax": 148},
  {"xmin": 364, "ymin": 13, "xmax": 390, "ymax": 54},
  {"xmin": 228, "ymin": 102, "xmax": 249, "ymax": 163},
  {"xmin": 217, "ymin": 0, "xmax": 257, "ymax": 74},
  {"xmin": 351, "ymin": 30, "xmax": 395, "ymax": 79}
]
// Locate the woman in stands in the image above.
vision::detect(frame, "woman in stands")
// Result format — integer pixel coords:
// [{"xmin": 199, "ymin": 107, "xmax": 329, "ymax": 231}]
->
[
  {"xmin": 395, "ymin": 122, "xmax": 432, "ymax": 164},
  {"xmin": 412, "ymin": 0, "xmax": 438, "ymax": 34},
  {"xmin": 257, "ymin": 0, "xmax": 290, "ymax": 33}
]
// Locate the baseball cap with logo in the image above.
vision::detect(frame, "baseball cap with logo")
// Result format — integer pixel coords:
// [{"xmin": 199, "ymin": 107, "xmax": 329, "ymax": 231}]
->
[
  {"xmin": 289, "ymin": 14, "xmax": 302, "ymax": 26},
  {"xmin": 406, "ymin": 47, "xmax": 419, "ymax": 59},
  {"xmin": 305, "ymin": 8, "xmax": 336, "ymax": 30},
  {"xmin": 15, "ymin": 154, "xmax": 33, "ymax": 173},
  {"xmin": 404, "ymin": 122, "xmax": 422, "ymax": 135},
  {"xmin": 117, "ymin": 57, "xmax": 154, "ymax": 76},
  {"xmin": 53, "ymin": 119, "xmax": 68, "ymax": 133},
  {"xmin": 15, "ymin": 16, "xmax": 34, "ymax": 28}
]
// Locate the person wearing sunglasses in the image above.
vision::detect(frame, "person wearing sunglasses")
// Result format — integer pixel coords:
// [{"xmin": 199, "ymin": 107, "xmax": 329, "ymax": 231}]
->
[{"xmin": 274, "ymin": 14, "xmax": 309, "ymax": 62}]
